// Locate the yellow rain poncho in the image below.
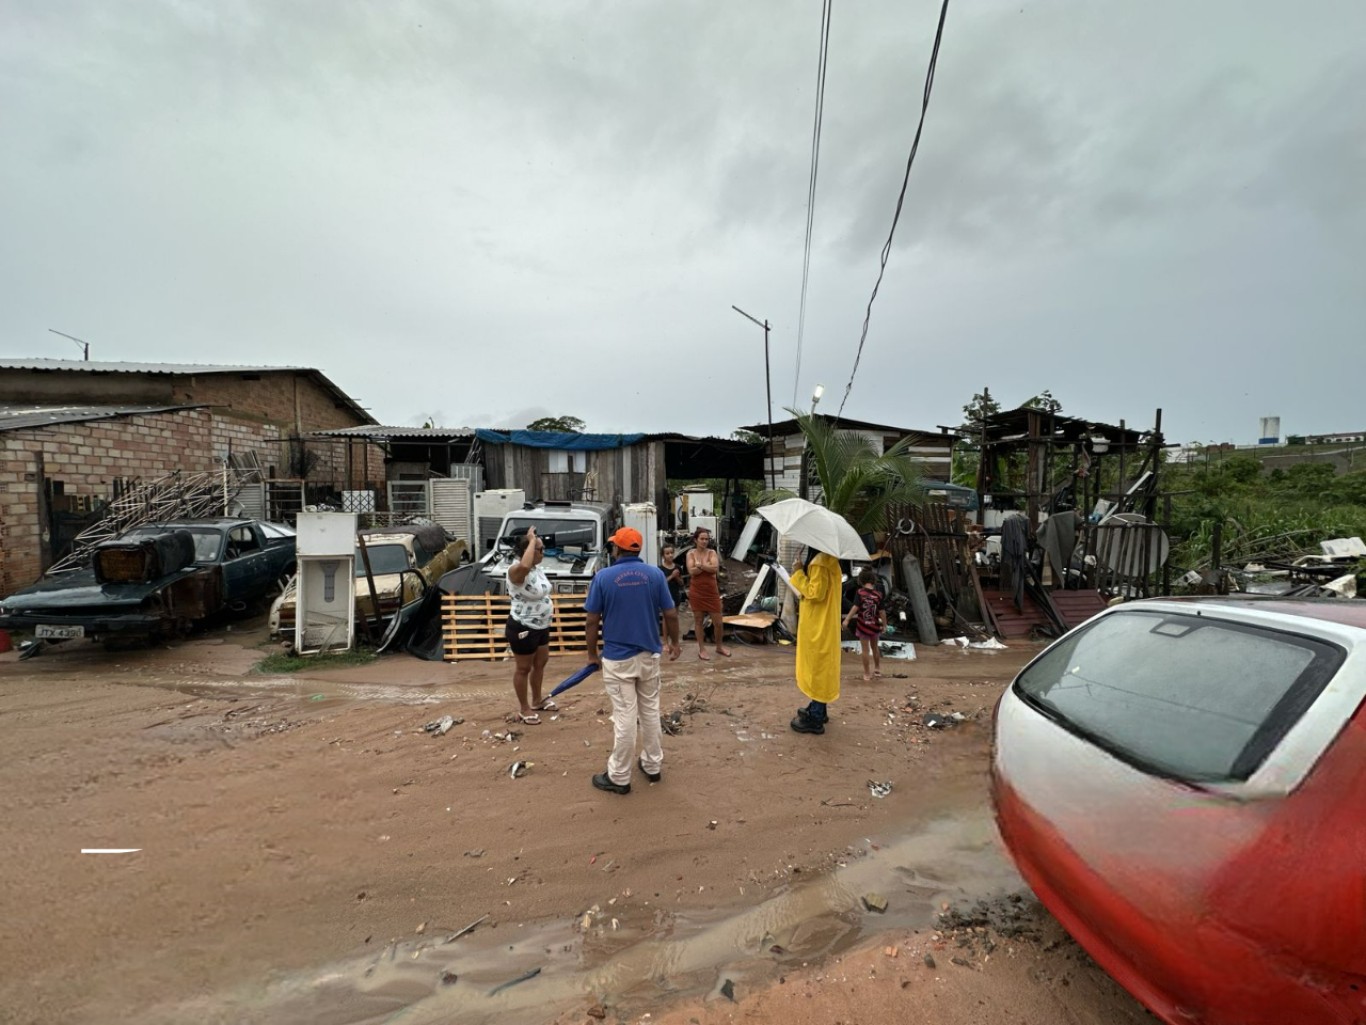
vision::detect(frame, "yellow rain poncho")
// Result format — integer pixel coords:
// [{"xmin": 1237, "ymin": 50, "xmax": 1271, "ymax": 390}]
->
[{"xmin": 789, "ymin": 552, "xmax": 842, "ymax": 704}]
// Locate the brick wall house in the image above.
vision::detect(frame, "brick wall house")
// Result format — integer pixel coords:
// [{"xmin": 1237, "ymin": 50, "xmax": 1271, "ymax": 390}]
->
[
  {"xmin": 0, "ymin": 360, "xmax": 386, "ymax": 594},
  {"xmin": 0, "ymin": 359, "xmax": 386, "ymax": 484},
  {"xmin": 0, "ymin": 405, "xmax": 285, "ymax": 593}
]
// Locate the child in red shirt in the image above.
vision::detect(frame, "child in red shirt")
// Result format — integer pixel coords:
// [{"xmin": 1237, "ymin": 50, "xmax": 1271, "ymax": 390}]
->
[{"xmin": 842, "ymin": 568, "xmax": 887, "ymax": 680}]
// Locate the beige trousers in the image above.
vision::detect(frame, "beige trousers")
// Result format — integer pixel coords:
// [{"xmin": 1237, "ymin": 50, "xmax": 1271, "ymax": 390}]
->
[{"xmin": 602, "ymin": 652, "xmax": 663, "ymax": 786}]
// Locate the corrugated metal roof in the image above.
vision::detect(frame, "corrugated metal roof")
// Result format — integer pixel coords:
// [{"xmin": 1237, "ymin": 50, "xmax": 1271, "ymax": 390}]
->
[
  {"xmin": 738, "ymin": 413, "xmax": 957, "ymax": 440},
  {"xmin": 0, "ymin": 403, "xmax": 203, "ymax": 432},
  {"xmin": 308, "ymin": 425, "xmax": 478, "ymax": 440},
  {"xmin": 0, "ymin": 358, "xmax": 310, "ymax": 374}
]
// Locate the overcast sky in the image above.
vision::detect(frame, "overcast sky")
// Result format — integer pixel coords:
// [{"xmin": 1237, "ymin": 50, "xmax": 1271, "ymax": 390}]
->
[{"xmin": 2, "ymin": 1, "xmax": 1361, "ymax": 444}]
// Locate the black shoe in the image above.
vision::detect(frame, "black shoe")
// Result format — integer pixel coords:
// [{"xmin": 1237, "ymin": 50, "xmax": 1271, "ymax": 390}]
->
[
  {"xmin": 790, "ymin": 714, "xmax": 825, "ymax": 735},
  {"xmin": 592, "ymin": 772, "xmax": 631, "ymax": 795},
  {"xmin": 639, "ymin": 761, "xmax": 662, "ymax": 783}
]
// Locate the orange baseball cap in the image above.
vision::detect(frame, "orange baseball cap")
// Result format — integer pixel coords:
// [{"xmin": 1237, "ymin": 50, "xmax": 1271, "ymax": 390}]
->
[{"xmin": 609, "ymin": 526, "xmax": 643, "ymax": 552}]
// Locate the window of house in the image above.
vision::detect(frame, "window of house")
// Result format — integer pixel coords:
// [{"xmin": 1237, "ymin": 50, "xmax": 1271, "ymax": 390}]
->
[{"xmin": 548, "ymin": 450, "xmax": 586, "ymax": 473}]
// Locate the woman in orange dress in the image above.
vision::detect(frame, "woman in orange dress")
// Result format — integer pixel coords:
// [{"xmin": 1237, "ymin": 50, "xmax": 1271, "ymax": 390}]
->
[{"xmin": 685, "ymin": 527, "xmax": 730, "ymax": 660}]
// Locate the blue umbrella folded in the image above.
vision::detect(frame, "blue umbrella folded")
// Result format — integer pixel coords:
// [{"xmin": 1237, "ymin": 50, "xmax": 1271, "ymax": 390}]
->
[{"xmin": 550, "ymin": 663, "xmax": 600, "ymax": 696}]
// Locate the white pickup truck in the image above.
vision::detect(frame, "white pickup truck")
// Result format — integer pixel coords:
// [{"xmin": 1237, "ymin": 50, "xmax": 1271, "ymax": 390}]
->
[{"xmin": 450, "ymin": 500, "xmax": 617, "ymax": 596}]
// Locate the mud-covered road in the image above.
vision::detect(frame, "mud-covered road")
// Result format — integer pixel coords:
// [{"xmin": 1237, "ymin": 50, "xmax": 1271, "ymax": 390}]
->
[{"xmin": 0, "ymin": 623, "xmax": 1149, "ymax": 1025}]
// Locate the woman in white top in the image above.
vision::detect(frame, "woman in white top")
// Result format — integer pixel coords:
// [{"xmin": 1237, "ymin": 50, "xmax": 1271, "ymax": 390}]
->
[{"xmin": 506, "ymin": 525, "xmax": 556, "ymax": 724}]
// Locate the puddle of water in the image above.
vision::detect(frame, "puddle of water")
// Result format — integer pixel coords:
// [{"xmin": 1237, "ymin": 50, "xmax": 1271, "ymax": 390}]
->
[{"xmin": 148, "ymin": 809, "xmax": 1021, "ymax": 1025}]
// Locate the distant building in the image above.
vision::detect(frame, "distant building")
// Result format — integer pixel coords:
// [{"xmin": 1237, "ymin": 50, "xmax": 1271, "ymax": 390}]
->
[{"xmin": 1292, "ymin": 431, "xmax": 1366, "ymax": 445}]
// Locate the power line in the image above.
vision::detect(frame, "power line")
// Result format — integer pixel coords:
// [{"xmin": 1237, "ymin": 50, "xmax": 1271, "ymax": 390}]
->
[
  {"xmin": 835, "ymin": 0, "xmax": 950, "ymax": 420},
  {"xmin": 791, "ymin": 0, "xmax": 833, "ymax": 409}
]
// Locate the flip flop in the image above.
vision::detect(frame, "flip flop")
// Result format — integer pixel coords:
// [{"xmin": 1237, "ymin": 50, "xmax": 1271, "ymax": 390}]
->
[
  {"xmin": 517, "ymin": 712, "xmax": 541, "ymax": 725},
  {"xmin": 535, "ymin": 699, "xmax": 559, "ymax": 712},
  {"xmin": 716, "ymin": 648, "xmax": 732, "ymax": 658},
  {"xmin": 698, "ymin": 651, "xmax": 711, "ymax": 661}
]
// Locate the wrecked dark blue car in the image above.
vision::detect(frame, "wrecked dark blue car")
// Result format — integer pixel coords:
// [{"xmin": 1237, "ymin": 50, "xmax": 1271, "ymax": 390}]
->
[{"xmin": 0, "ymin": 518, "xmax": 295, "ymax": 648}]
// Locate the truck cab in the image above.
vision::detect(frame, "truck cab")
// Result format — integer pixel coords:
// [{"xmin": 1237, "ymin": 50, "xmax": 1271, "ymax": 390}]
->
[{"xmin": 476, "ymin": 500, "xmax": 615, "ymax": 595}]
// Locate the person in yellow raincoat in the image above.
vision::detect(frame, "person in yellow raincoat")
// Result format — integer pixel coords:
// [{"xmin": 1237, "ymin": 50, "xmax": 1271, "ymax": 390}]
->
[{"xmin": 787, "ymin": 547, "xmax": 843, "ymax": 735}]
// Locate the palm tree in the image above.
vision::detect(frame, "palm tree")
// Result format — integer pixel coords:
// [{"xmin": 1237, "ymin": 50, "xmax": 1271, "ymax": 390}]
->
[{"xmin": 761, "ymin": 409, "xmax": 924, "ymax": 535}]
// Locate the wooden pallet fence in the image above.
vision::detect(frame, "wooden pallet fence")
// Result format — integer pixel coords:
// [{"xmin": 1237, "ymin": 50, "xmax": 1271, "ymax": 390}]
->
[{"xmin": 442, "ymin": 593, "xmax": 597, "ymax": 662}]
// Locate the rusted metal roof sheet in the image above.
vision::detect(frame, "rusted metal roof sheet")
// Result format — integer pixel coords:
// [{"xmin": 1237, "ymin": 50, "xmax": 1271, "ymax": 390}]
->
[{"xmin": 0, "ymin": 403, "xmax": 201, "ymax": 433}]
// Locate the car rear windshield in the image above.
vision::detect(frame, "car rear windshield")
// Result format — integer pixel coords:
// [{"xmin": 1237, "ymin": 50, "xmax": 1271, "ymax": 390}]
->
[
  {"xmin": 1014, "ymin": 610, "xmax": 1345, "ymax": 783},
  {"xmin": 354, "ymin": 544, "xmax": 410, "ymax": 577},
  {"xmin": 125, "ymin": 527, "xmax": 222, "ymax": 564}
]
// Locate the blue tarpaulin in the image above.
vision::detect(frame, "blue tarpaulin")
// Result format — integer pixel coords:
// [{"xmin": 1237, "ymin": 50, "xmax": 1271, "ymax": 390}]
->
[{"xmin": 474, "ymin": 430, "xmax": 646, "ymax": 451}]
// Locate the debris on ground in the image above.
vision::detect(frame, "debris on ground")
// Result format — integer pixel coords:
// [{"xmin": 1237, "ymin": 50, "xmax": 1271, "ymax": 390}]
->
[
  {"xmin": 719, "ymin": 979, "xmax": 736, "ymax": 1001},
  {"xmin": 487, "ymin": 966, "xmax": 541, "ymax": 997},
  {"xmin": 443, "ymin": 913, "xmax": 489, "ymax": 945},
  {"xmin": 440, "ymin": 970, "xmax": 458, "ymax": 985},
  {"xmin": 923, "ymin": 952, "xmax": 936, "ymax": 969},
  {"xmin": 508, "ymin": 760, "xmax": 532, "ymax": 779},
  {"xmin": 866, "ymin": 780, "xmax": 893, "ymax": 799},
  {"xmin": 463, "ymin": 849, "xmax": 485, "ymax": 859},
  {"xmin": 586, "ymin": 1005, "xmax": 607, "ymax": 1019},
  {"xmin": 862, "ymin": 892, "xmax": 889, "ymax": 913},
  {"xmin": 423, "ymin": 715, "xmax": 463, "ymax": 736},
  {"xmin": 922, "ymin": 712, "xmax": 963, "ymax": 729},
  {"xmin": 942, "ymin": 636, "xmax": 1009, "ymax": 651},
  {"xmin": 661, "ymin": 709, "xmax": 684, "ymax": 736}
]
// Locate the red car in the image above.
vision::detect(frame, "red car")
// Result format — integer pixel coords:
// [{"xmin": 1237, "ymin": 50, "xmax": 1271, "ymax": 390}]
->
[{"xmin": 992, "ymin": 598, "xmax": 1366, "ymax": 1025}]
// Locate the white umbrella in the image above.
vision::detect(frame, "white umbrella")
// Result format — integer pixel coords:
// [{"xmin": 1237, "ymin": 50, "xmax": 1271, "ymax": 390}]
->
[{"xmin": 756, "ymin": 498, "xmax": 871, "ymax": 561}]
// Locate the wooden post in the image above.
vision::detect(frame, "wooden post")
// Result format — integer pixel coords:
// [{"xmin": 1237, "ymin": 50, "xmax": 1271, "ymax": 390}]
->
[
  {"xmin": 901, "ymin": 555, "xmax": 938, "ymax": 645},
  {"xmin": 356, "ymin": 532, "xmax": 383, "ymax": 643},
  {"xmin": 34, "ymin": 452, "xmax": 53, "ymax": 573}
]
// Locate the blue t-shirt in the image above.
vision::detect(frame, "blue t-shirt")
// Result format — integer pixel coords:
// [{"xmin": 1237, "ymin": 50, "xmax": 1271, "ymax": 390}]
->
[{"xmin": 583, "ymin": 555, "xmax": 676, "ymax": 661}]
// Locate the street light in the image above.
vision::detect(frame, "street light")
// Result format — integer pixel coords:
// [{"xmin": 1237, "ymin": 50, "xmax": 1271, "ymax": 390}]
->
[
  {"xmin": 811, "ymin": 384, "xmax": 825, "ymax": 412},
  {"xmin": 49, "ymin": 328, "xmax": 90, "ymax": 361},
  {"xmin": 731, "ymin": 305, "xmax": 775, "ymax": 492}
]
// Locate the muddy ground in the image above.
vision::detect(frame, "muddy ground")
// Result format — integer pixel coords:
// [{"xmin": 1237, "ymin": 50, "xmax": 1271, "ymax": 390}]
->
[{"xmin": 0, "ymin": 618, "xmax": 1150, "ymax": 1025}]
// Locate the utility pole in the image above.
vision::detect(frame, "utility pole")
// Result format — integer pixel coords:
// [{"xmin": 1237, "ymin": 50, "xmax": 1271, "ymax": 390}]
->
[
  {"xmin": 49, "ymin": 328, "xmax": 90, "ymax": 361},
  {"xmin": 731, "ymin": 305, "xmax": 775, "ymax": 492}
]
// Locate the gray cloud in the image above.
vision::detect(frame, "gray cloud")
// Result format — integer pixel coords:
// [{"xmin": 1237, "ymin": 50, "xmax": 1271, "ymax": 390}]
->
[{"xmin": 1, "ymin": 0, "xmax": 1362, "ymax": 445}]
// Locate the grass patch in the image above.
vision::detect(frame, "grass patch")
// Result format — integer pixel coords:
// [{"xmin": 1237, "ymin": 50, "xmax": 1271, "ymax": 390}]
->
[{"xmin": 256, "ymin": 649, "xmax": 378, "ymax": 674}]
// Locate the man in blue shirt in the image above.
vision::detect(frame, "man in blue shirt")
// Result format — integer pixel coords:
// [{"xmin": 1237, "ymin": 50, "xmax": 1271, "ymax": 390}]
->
[{"xmin": 584, "ymin": 526, "xmax": 682, "ymax": 795}]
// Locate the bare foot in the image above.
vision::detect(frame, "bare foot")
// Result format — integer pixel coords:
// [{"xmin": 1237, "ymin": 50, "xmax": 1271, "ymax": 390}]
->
[
  {"xmin": 716, "ymin": 647, "xmax": 732, "ymax": 657},
  {"xmin": 862, "ymin": 674, "xmax": 872, "ymax": 681},
  {"xmin": 873, "ymin": 670, "xmax": 883, "ymax": 678},
  {"xmin": 698, "ymin": 650, "xmax": 711, "ymax": 661}
]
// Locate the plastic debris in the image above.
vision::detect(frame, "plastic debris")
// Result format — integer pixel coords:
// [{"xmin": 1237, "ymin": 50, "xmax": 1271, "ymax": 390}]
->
[
  {"xmin": 487, "ymin": 966, "xmax": 541, "ymax": 997},
  {"xmin": 867, "ymin": 780, "xmax": 893, "ymax": 799},
  {"xmin": 509, "ymin": 760, "xmax": 532, "ymax": 779},
  {"xmin": 424, "ymin": 715, "xmax": 463, "ymax": 736},
  {"xmin": 720, "ymin": 979, "xmax": 736, "ymax": 1001}
]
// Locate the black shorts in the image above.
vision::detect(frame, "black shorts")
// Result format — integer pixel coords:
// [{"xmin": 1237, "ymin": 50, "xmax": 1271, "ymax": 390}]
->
[{"xmin": 505, "ymin": 616, "xmax": 550, "ymax": 655}]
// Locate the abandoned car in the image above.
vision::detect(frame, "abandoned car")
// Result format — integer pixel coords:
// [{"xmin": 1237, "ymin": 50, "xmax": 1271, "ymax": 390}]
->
[
  {"xmin": 268, "ymin": 523, "xmax": 467, "ymax": 638},
  {"xmin": 992, "ymin": 597, "xmax": 1366, "ymax": 1025},
  {"xmin": 0, "ymin": 518, "xmax": 296, "ymax": 646}
]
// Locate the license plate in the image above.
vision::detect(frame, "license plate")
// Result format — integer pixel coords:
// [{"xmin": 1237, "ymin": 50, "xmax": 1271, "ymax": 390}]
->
[{"xmin": 35, "ymin": 624, "xmax": 85, "ymax": 640}]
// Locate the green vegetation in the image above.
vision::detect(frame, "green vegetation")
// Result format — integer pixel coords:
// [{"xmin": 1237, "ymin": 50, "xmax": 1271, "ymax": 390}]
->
[
  {"xmin": 1164, "ymin": 457, "xmax": 1366, "ymax": 571},
  {"xmin": 526, "ymin": 415, "xmax": 586, "ymax": 433},
  {"xmin": 256, "ymin": 649, "xmax": 378, "ymax": 674},
  {"xmin": 759, "ymin": 408, "xmax": 922, "ymax": 534}
]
